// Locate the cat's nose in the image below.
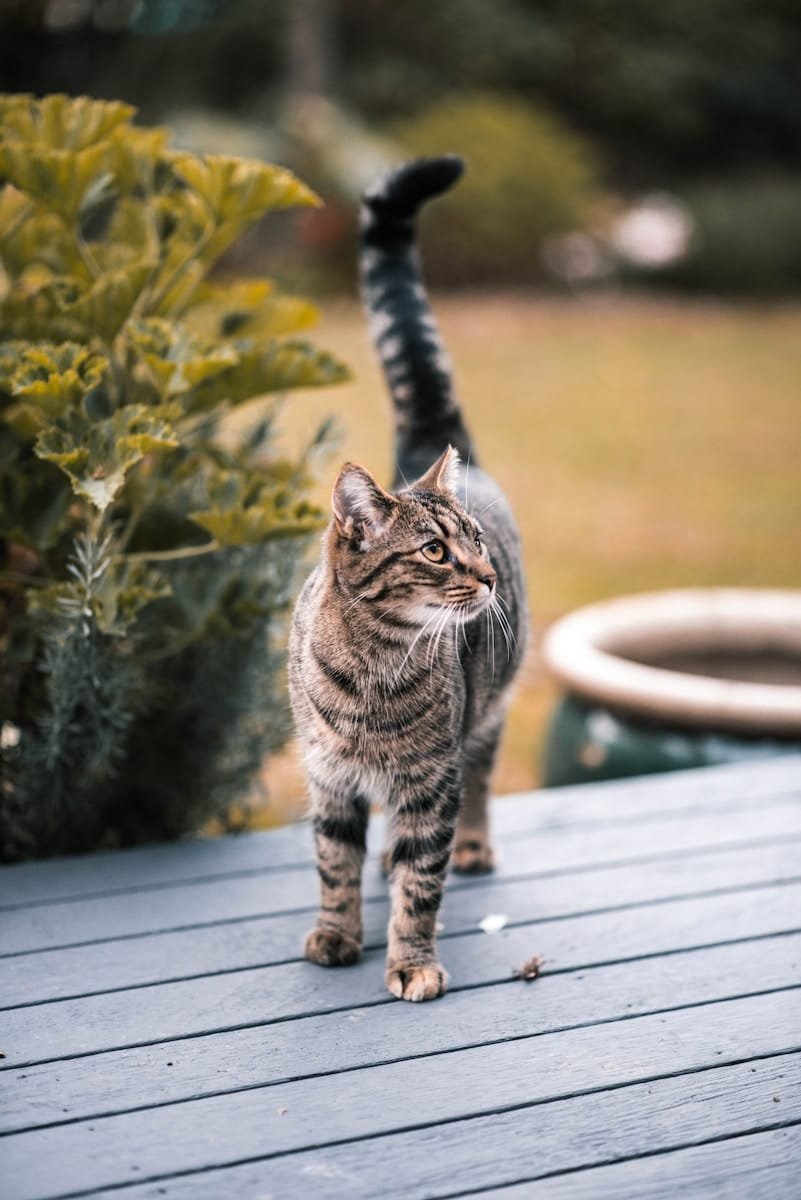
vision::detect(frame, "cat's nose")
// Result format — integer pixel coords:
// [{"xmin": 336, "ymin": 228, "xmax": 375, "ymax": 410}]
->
[{"xmin": 479, "ymin": 571, "xmax": 496, "ymax": 593}]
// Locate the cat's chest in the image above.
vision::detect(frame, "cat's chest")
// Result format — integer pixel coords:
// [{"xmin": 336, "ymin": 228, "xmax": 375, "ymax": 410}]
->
[{"xmin": 308, "ymin": 665, "xmax": 464, "ymax": 771}]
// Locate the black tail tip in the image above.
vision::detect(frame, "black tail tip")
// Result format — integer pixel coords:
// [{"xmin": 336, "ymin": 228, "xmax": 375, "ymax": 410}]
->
[{"xmin": 362, "ymin": 155, "xmax": 465, "ymax": 217}]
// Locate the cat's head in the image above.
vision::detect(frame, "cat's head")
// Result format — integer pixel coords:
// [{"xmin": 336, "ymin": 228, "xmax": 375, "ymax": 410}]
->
[{"xmin": 327, "ymin": 446, "xmax": 496, "ymax": 625}]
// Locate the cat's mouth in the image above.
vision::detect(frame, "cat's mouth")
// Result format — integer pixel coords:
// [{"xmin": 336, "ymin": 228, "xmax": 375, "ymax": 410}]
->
[
  {"xmin": 455, "ymin": 588, "xmax": 494, "ymax": 618},
  {"xmin": 411, "ymin": 585, "xmax": 494, "ymax": 626}
]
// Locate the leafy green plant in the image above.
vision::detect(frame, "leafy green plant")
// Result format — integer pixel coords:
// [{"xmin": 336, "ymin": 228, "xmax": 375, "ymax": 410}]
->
[
  {"xmin": 394, "ymin": 93, "xmax": 602, "ymax": 285},
  {"xmin": 0, "ymin": 94, "xmax": 349, "ymax": 860}
]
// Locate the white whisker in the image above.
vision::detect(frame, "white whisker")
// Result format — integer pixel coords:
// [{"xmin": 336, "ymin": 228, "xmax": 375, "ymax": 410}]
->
[
  {"xmin": 427, "ymin": 605, "xmax": 450, "ymax": 668},
  {"xmin": 485, "ymin": 605, "xmax": 496, "ymax": 679},
  {"xmin": 489, "ymin": 595, "xmax": 514, "ymax": 661},
  {"xmin": 494, "ymin": 591, "xmax": 517, "ymax": 639},
  {"xmin": 429, "ymin": 604, "xmax": 456, "ymax": 683},
  {"xmin": 459, "ymin": 610, "xmax": 470, "ymax": 653},
  {"xmin": 344, "ymin": 591, "xmax": 370, "ymax": 614},
  {"xmin": 476, "ymin": 496, "xmax": 503, "ymax": 518},
  {"xmin": 395, "ymin": 606, "xmax": 444, "ymax": 682},
  {"xmin": 495, "ymin": 600, "xmax": 517, "ymax": 655},
  {"xmin": 451, "ymin": 608, "xmax": 466, "ymax": 671},
  {"xmin": 450, "ymin": 619, "xmax": 460, "ymax": 672}
]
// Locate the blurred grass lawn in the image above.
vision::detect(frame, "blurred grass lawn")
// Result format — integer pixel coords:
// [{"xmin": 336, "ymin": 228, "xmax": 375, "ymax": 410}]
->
[{"xmin": 255, "ymin": 293, "xmax": 801, "ymax": 826}]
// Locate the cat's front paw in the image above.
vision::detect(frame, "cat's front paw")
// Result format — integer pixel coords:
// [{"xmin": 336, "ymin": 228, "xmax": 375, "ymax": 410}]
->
[
  {"xmin": 452, "ymin": 837, "xmax": 495, "ymax": 874},
  {"xmin": 304, "ymin": 926, "xmax": 362, "ymax": 966},
  {"xmin": 385, "ymin": 961, "xmax": 449, "ymax": 1002}
]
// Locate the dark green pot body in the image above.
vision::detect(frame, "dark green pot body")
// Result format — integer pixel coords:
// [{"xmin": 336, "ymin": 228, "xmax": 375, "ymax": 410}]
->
[{"xmin": 542, "ymin": 693, "xmax": 801, "ymax": 788}]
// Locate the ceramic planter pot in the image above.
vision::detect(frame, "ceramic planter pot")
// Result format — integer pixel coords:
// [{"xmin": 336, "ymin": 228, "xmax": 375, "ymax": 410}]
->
[{"xmin": 541, "ymin": 589, "xmax": 801, "ymax": 786}]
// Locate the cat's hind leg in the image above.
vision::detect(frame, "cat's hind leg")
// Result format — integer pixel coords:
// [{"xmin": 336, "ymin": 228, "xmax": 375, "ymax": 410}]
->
[
  {"xmin": 304, "ymin": 783, "xmax": 369, "ymax": 966},
  {"xmin": 452, "ymin": 709, "xmax": 504, "ymax": 874}
]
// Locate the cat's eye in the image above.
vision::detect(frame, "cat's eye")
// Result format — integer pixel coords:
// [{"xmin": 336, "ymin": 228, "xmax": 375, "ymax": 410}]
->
[
  {"xmin": 421, "ymin": 540, "xmax": 447, "ymax": 563},
  {"xmin": 474, "ymin": 535, "xmax": 482, "ymax": 551}
]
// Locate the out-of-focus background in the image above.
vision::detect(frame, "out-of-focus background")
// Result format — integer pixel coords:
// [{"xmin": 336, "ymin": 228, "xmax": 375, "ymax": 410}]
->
[{"xmin": 4, "ymin": 0, "xmax": 800, "ymax": 818}]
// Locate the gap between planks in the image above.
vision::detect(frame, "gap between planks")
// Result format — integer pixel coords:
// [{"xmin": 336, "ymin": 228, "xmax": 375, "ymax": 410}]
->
[
  {"xmin": 27, "ymin": 1062, "xmax": 801, "ymax": 1200},
  {"xmin": 4, "ymin": 980, "xmax": 800, "ymax": 1137},
  {"xmin": 3, "ymin": 1036, "xmax": 800, "ymax": 1200},
  {"xmin": 433, "ymin": 1123, "xmax": 801, "ymax": 1200},
  {"xmin": 2, "ymin": 917, "xmax": 799, "ymax": 1076},
  {"xmin": 3, "ymin": 874, "xmax": 800, "ymax": 1069},
  {"xmin": 2, "ymin": 756, "xmax": 799, "ymax": 910},
  {"xmin": 5, "ymin": 797, "xmax": 801, "ymax": 958},
  {"xmin": 3, "ymin": 843, "xmax": 801, "ymax": 1011}
]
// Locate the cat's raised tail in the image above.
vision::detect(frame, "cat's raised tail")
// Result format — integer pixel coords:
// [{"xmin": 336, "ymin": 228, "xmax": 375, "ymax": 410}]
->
[{"xmin": 360, "ymin": 155, "xmax": 475, "ymax": 482}]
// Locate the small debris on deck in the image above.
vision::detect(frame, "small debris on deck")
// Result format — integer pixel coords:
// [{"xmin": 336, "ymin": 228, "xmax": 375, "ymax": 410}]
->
[
  {"xmin": 479, "ymin": 912, "xmax": 508, "ymax": 933},
  {"xmin": 513, "ymin": 954, "xmax": 544, "ymax": 981}
]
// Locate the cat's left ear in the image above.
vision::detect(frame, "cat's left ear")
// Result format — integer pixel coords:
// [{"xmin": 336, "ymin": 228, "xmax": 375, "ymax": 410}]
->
[
  {"xmin": 332, "ymin": 463, "xmax": 397, "ymax": 542},
  {"xmin": 412, "ymin": 445, "xmax": 461, "ymax": 494}
]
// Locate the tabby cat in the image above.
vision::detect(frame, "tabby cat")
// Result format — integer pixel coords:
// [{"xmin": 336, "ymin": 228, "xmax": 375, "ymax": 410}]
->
[{"xmin": 289, "ymin": 155, "xmax": 527, "ymax": 1002}]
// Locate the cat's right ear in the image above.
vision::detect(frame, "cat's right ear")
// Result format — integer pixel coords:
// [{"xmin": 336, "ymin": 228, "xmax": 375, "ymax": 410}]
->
[{"xmin": 332, "ymin": 463, "xmax": 397, "ymax": 542}]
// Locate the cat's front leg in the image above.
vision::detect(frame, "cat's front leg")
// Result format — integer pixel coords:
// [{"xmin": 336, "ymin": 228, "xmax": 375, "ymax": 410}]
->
[
  {"xmin": 384, "ymin": 773, "xmax": 461, "ymax": 1002},
  {"xmin": 304, "ymin": 783, "xmax": 369, "ymax": 967}
]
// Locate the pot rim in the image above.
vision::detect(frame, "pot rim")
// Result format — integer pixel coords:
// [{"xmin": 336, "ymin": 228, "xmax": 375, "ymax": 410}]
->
[{"xmin": 542, "ymin": 588, "xmax": 801, "ymax": 735}]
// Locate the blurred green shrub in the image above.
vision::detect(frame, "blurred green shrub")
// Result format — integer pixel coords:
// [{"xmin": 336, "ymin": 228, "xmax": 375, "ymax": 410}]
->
[
  {"xmin": 658, "ymin": 178, "xmax": 801, "ymax": 296},
  {"xmin": 0, "ymin": 93, "xmax": 349, "ymax": 860},
  {"xmin": 394, "ymin": 93, "xmax": 602, "ymax": 285}
]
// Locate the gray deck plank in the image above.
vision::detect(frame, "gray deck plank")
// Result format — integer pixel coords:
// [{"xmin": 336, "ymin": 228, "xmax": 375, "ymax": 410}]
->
[
  {"xmin": 2, "ymin": 759, "xmax": 799, "ymax": 1200},
  {"xmin": 475, "ymin": 1125, "xmax": 801, "ymax": 1199},
  {"xmin": 0, "ymin": 822, "xmax": 315, "ymax": 911},
  {"xmin": 4, "ymin": 797, "xmax": 801, "ymax": 956},
  {"xmin": 3, "ymin": 992, "xmax": 799, "ymax": 1200},
  {"xmin": 107, "ymin": 1060, "xmax": 801, "ymax": 1200},
  {"xmin": 2, "ymin": 756, "xmax": 798, "ymax": 909},
  {"xmin": 490, "ymin": 753, "xmax": 801, "ymax": 836},
  {"xmin": 3, "ymin": 934, "xmax": 799, "ymax": 1135},
  {"xmin": 4, "ymin": 838, "xmax": 798, "ymax": 1008},
  {"xmin": 3, "ymin": 879, "xmax": 800, "ymax": 1067}
]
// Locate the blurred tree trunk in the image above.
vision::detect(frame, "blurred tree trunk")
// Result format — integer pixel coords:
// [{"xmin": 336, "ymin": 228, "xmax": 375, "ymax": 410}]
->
[{"xmin": 286, "ymin": 0, "xmax": 338, "ymax": 101}]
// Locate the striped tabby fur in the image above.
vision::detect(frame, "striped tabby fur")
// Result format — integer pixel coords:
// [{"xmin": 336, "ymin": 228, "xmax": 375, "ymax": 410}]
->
[{"xmin": 289, "ymin": 156, "xmax": 527, "ymax": 1002}]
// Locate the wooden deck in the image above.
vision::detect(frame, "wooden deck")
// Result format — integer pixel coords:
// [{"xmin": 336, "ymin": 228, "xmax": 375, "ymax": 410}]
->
[{"xmin": 1, "ymin": 756, "xmax": 800, "ymax": 1200}]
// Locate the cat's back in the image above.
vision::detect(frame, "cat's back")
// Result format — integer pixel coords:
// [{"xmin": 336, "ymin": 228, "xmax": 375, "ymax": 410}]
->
[{"xmin": 457, "ymin": 465, "xmax": 528, "ymax": 700}]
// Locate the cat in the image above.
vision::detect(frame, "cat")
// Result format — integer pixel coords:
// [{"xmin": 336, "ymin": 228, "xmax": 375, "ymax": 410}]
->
[{"xmin": 288, "ymin": 155, "xmax": 527, "ymax": 1002}]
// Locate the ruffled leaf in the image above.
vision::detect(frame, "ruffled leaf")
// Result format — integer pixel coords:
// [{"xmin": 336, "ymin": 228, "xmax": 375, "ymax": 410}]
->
[
  {"xmin": 168, "ymin": 154, "xmax": 319, "ymax": 224},
  {"xmin": 185, "ymin": 279, "xmax": 319, "ymax": 341},
  {"xmin": 107, "ymin": 125, "xmax": 170, "ymax": 194},
  {"xmin": 128, "ymin": 317, "xmax": 240, "ymax": 398},
  {"xmin": 187, "ymin": 340, "xmax": 350, "ymax": 412},
  {"xmin": 93, "ymin": 559, "xmax": 172, "ymax": 636},
  {"xmin": 64, "ymin": 261, "xmax": 156, "ymax": 342},
  {"xmin": 0, "ymin": 139, "xmax": 113, "ymax": 222},
  {"xmin": 0, "ymin": 94, "xmax": 134, "ymax": 151},
  {"xmin": 0, "ymin": 269, "xmax": 83, "ymax": 342},
  {"xmin": 9, "ymin": 343, "xmax": 109, "ymax": 405},
  {"xmin": 100, "ymin": 196, "xmax": 155, "ymax": 262},
  {"xmin": 157, "ymin": 155, "xmax": 320, "ymax": 281},
  {"xmin": 0, "ymin": 342, "xmax": 110, "ymax": 436},
  {"xmin": 1, "ymin": 262, "xmax": 155, "ymax": 344},
  {"xmin": 0, "ymin": 208, "xmax": 85, "ymax": 281},
  {"xmin": 34, "ymin": 404, "xmax": 178, "ymax": 512},
  {"xmin": 190, "ymin": 469, "xmax": 324, "ymax": 547}
]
